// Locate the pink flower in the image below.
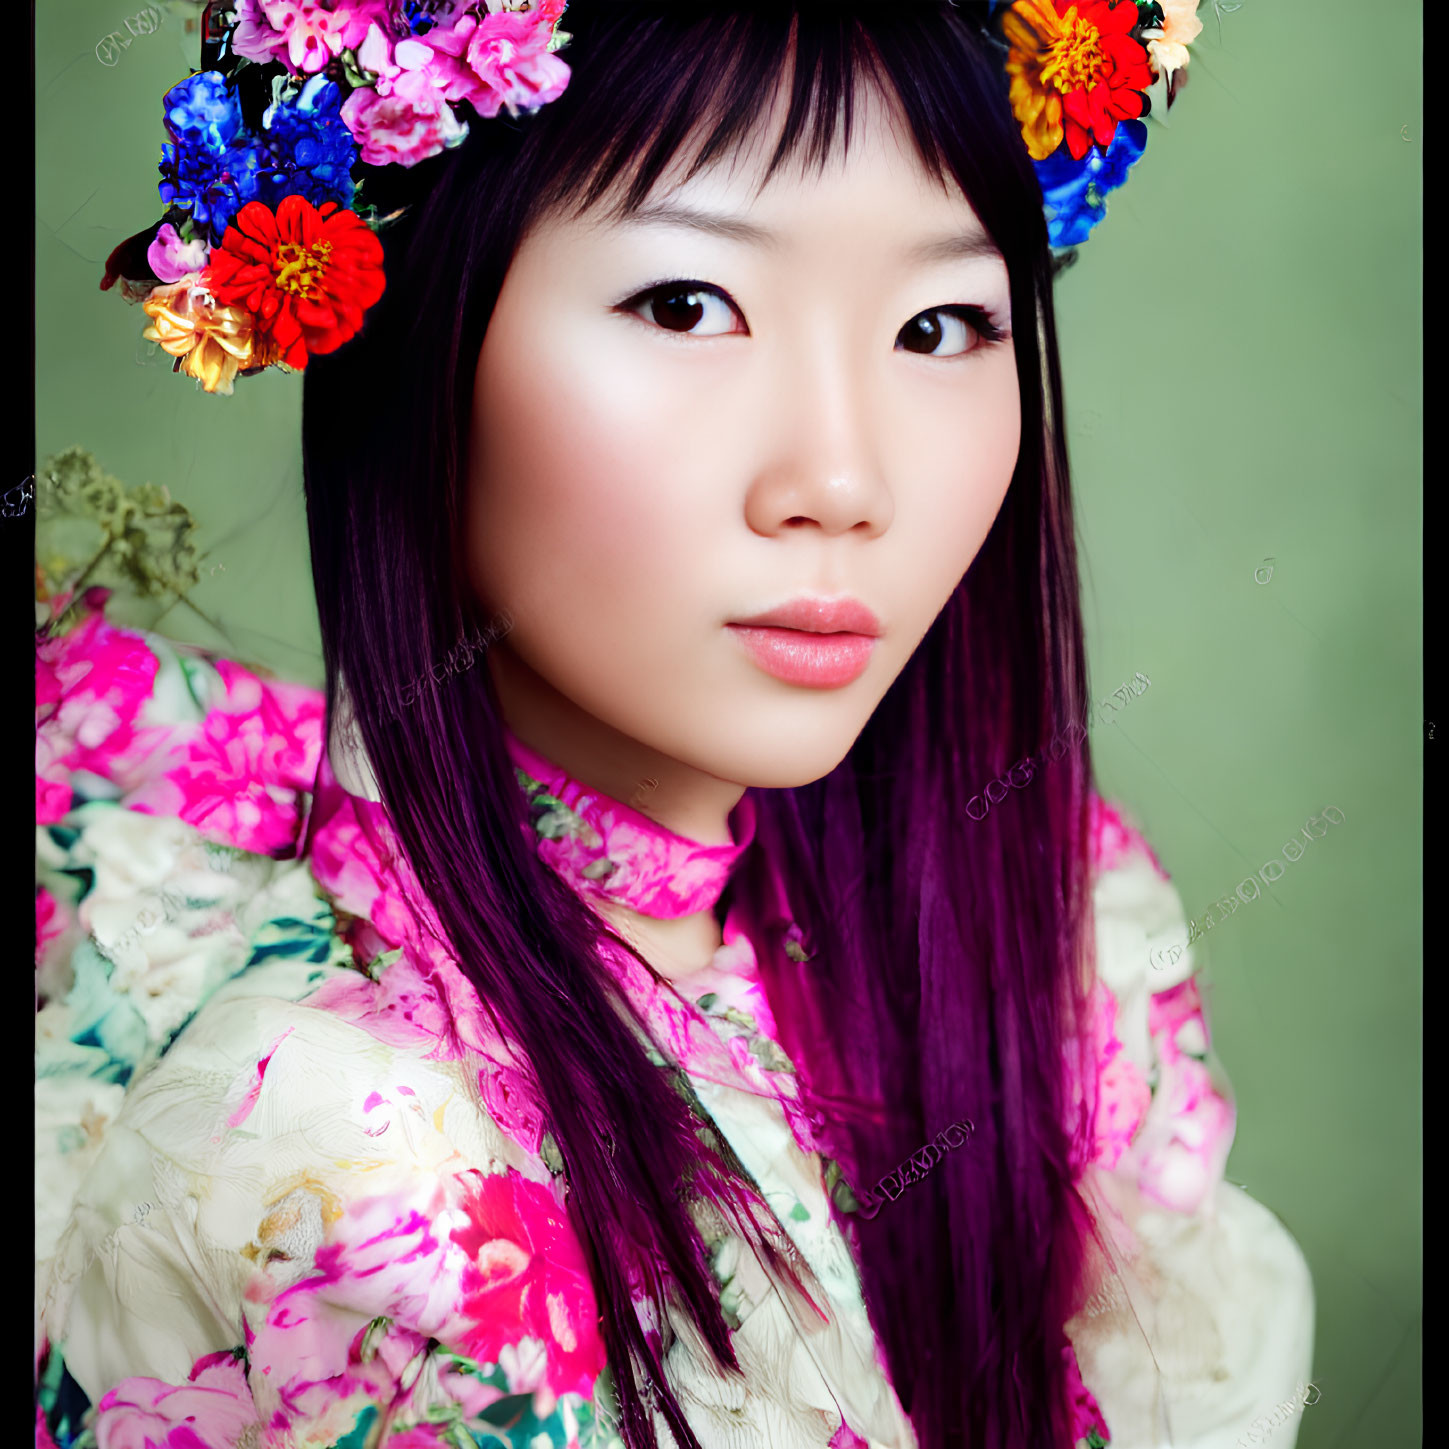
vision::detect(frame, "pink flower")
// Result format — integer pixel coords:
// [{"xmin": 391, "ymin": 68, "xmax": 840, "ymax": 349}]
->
[
  {"xmin": 448, "ymin": 1170, "xmax": 606, "ymax": 1398},
  {"xmin": 308, "ymin": 942, "xmax": 503, "ymax": 1062},
  {"xmin": 36, "ymin": 647, "xmax": 62, "ymax": 712},
  {"xmin": 130, "ymin": 658, "xmax": 324, "ymax": 854},
  {"xmin": 92, "ymin": 1351, "xmax": 258, "ymax": 1448},
  {"xmin": 36, "ymin": 767, "xmax": 72, "ymax": 826},
  {"xmin": 1135, "ymin": 1054, "xmax": 1235, "ymax": 1214},
  {"xmin": 426, "ymin": 8, "xmax": 570, "ymax": 119},
  {"xmin": 1068, "ymin": 981, "xmax": 1151, "ymax": 1174},
  {"xmin": 1089, "ymin": 793, "xmax": 1171, "ymax": 881},
  {"xmin": 257, "ymin": 1170, "xmax": 602, "ymax": 1408},
  {"xmin": 341, "ymin": 65, "xmax": 469, "ymax": 167},
  {"xmin": 36, "ymin": 885, "xmax": 67, "ymax": 965},
  {"xmin": 1147, "ymin": 975, "xmax": 1207, "ymax": 1053},
  {"xmin": 234, "ymin": 0, "xmax": 391, "ymax": 73},
  {"xmin": 36, "ymin": 605, "xmax": 166, "ymax": 821},
  {"xmin": 353, "ymin": 20, "xmax": 441, "ymax": 97},
  {"xmin": 146, "ymin": 222, "xmax": 209, "ymax": 283},
  {"xmin": 36, "ymin": 1404, "xmax": 60, "ymax": 1449}
]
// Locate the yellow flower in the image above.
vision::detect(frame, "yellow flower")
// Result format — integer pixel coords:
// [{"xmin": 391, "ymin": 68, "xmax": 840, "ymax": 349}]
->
[
  {"xmin": 1146, "ymin": 0, "xmax": 1203, "ymax": 76},
  {"xmin": 1003, "ymin": 0, "xmax": 1074, "ymax": 162},
  {"xmin": 141, "ymin": 279, "xmax": 259, "ymax": 396}
]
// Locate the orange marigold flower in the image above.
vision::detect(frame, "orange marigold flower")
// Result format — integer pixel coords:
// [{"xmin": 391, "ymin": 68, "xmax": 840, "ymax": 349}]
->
[
  {"xmin": 205, "ymin": 195, "xmax": 385, "ymax": 371},
  {"xmin": 1003, "ymin": 0, "xmax": 1154, "ymax": 163},
  {"xmin": 142, "ymin": 278, "xmax": 261, "ymax": 395}
]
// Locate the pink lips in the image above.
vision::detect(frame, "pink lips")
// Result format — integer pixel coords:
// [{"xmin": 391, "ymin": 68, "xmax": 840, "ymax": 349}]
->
[{"xmin": 727, "ymin": 596, "xmax": 882, "ymax": 688}]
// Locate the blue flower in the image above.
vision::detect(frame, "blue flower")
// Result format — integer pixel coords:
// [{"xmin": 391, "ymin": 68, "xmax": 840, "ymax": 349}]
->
[
  {"xmin": 158, "ymin": 71, "xmax": 264, "ymax": 237},
  {"xmin": 161, "ymin": 70, "xmax": 243, "ymax": 150},
  {"xmin": 254, "ymin": 75, "xmax": 358, "ymax": 214},
  {"xmin": 403, "ymin": 0, "xmax": 461, "ymax": 35},
  {"xmin": 404, "ymin": 0, "xmax": 437, "ymax": 34},
  {"xmin": 1034, "ymin": 119, "xmax": 1149, "ymax": 248}
]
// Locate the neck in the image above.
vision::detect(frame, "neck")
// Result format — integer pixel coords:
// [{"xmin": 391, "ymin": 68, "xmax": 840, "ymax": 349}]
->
[
  {"xmin": 487, "ymin": 641, "xmax": 745, "ymax": 847},
  {"xmin": 593, "ymin": 897, "xmax": 727, "ymax": 984}
]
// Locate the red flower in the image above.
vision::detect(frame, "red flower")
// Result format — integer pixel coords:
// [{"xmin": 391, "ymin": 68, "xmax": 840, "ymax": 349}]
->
[
  {"xmin": 1056, "ymin": 0, "xmax": 1154, "ymax": 160},
  {"xmin": 1005, "ymin": 0, "xmax": 1154, "ymax": 162},
  {"xmin": 206, "ymin": 195, "xmax": 385, "ymax": 370}
]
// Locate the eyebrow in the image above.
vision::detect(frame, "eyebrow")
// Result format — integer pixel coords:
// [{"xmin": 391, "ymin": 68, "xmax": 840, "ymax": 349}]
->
[{"xmin": 618, "ymin": 202, "xmax": 1004, "ymax": 264}]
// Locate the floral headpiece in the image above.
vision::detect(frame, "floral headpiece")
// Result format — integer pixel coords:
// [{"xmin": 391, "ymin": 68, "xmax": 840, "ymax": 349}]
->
[
  {"xmin": 104, "ymin": 0, "xmax": 1208, "ymax": 394},
  {"xmin": 990, "ymin": 0, "xmax": 1209, "ymax": 249}
]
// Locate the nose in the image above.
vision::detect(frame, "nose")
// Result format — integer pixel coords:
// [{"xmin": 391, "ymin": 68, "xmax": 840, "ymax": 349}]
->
[{"xmin": 742, "ymin": 338, "xmax": 895, "ymax": 540}]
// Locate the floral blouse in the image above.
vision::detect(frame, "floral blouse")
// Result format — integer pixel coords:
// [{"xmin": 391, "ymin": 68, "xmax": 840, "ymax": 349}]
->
[{"xmin": 34, "ymin": 602, "xmax": 1315, "ymax": 1449}]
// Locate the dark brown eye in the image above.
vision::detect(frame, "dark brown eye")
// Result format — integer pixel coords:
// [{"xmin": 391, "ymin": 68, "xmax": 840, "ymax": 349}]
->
[
  {"xmin": 628, "ymin": 282, "xmax": 743, "ymax": 336},
  {"xmin": 900, "ymin": 312, "xmax": 947, "ymax": 354},
  {"xmin": 897, "ymin": 307, "xmax": 1000, "ymax": 358},
  {"xmin": 652, "ymin": 288, "xmax": 707, "ymax": 331}
]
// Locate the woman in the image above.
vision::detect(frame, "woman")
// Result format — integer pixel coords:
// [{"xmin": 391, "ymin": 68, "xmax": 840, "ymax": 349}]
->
[{"xmin": 35, "ymin": 4, "xmax": 1315, "ymax": 1447}]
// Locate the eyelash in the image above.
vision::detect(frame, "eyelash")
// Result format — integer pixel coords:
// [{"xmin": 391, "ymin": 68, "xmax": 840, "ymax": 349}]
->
[{"xmin": 616, "ymin": 279, "xmax": 1011, "ymax": 354}]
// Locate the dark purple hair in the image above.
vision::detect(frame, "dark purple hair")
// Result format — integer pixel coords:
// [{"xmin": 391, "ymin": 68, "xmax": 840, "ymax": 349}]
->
[{"xmin": 302, "ymin": 5, "xmax": 1103, "ymax": 1447}]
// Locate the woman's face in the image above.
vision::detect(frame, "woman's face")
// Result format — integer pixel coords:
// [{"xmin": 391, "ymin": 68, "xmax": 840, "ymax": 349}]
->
[{"xmin": 467, "ymin": 80, "xmax": 1021, "ymax": 813}]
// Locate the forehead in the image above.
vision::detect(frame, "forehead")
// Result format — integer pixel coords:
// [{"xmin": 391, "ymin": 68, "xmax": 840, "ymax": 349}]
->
[{"xmin": 569, "ymin": 66, "xmax": 973, "ymax": 232}]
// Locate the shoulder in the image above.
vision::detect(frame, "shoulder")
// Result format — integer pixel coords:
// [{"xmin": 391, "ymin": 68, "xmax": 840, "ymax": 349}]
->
[
  {"xmin": 1077, "ymin": 794, "xmax": 1237, "ymax": 1208},
  {"xmin": 36, "ymin": 596, "xmax": 325, "ymax": 855},
  {"xmin": 1087, "ymin": 792, "xmax": 1195, "ymax": 996}
]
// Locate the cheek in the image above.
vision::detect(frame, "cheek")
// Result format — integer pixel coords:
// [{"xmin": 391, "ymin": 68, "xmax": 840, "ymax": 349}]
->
[
  {"xmin": 887, "ymin": 355, "xmax": 1022, "ymax": 615},
  {"xmin": 466, "ymin": 307, "xmax": 728, "ymax": 683}
]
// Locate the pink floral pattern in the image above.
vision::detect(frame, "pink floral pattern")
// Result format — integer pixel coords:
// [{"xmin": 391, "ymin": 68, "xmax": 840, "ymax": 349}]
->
[
  {"xmin": 129, "ymin": 658, "xmax": 324, "ymax": 855},
  {"xmin": 35, "ymin": 885, "xmax": 66, "ymax": 965},
  {"xmin": 245, "ymin": 1169, "xmax": 605, "ymax": 1422},
  {"xmin": 508, "ymin": 733, "xmax": 756, "ymax": 920},
  {"xmin": 1135, "ymin": 978, "xmax": 1237, "ymax": 1213},
  {"xmin": 1088, "ymin": 793, "xmax": 1171, "ymax": 881},
  {"xmin": 35, "ymin": 600, "xmax": 165, "ymax": 823},
  {"xmin": 35, "ymin": 593, "xmax": 323, "ymax": 856},
  {"xmin": 1072, "ymin": 981, "xmax": 1153, "ymax": 1174},
  {"xmin": 91, "ymin": 1351, "xmax": 258, "ymax": 1448}
]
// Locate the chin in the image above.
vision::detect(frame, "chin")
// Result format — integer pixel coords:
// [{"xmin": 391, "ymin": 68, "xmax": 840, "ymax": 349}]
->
[{"xmin": 694, "ymin": 720, "xmax": 868, "ymax": 792}]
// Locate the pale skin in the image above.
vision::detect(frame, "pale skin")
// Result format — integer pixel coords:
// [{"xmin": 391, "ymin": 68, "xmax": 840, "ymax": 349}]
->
[{"xmin": 467, "ymin": 76, "xmax": 1022, "ymax": 980}]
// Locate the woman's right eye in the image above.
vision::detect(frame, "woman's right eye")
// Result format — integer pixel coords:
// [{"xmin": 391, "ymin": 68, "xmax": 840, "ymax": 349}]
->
[{"xmin": 621, "ymin": 282, "xmax": 746, "ymax": 337}]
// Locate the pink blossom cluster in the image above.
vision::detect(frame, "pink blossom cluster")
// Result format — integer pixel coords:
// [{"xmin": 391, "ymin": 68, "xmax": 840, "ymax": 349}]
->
[
  {"xmin": 232, "ymin": 0, "xmax": 570, "ymax": 167},
  {"xmin": 35, "ymin": 590, "xmax": 325, "ymax": 856},
  {"xmin": 83, "ymin": 1169, "xmax": 606, "ymax": 1443}
]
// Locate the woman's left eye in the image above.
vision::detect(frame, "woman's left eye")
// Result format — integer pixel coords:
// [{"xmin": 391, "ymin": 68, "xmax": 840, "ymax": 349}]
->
[{"xmin": 896, "ymin": 306, "xmax": 1005, "ymax": 358}]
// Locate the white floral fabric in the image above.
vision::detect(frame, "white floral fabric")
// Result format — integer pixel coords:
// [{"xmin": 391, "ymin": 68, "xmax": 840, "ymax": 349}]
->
[{"xmin": 35, "ymin": 606, "xmax": 1313, "ymax": 1448}]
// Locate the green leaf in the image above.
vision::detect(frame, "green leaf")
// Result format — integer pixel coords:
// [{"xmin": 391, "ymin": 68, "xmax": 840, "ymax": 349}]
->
[
  {"xmin": 366, "ymin": 946, "xmax": 404, "ymax": 981},
  {"xmin": 540, "ymin": 1131, "xmax": 565, "ymax": 1176}
]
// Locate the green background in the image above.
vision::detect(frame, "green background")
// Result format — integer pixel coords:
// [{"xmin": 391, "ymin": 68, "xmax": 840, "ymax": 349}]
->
[{"xmin": 36, "ymin": 2, "xmax": 1422, "ymax": 1445}]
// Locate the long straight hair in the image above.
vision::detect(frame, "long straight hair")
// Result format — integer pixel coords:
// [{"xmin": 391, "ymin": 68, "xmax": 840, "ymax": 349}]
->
[{"xmin": 302, "ymin": 6, "xmax": 1101, "ymax": 1447}]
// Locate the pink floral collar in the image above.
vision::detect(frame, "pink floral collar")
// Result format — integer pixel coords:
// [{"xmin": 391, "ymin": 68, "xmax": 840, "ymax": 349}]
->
[{"xmin": 503, "ymin": 732, "xmax": 757, "ymax": 921}]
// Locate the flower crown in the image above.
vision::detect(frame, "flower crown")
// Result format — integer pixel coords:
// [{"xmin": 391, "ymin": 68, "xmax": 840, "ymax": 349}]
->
[{"xmin": 104, "ymin": 0, "xmax": 1207, "ymax": 394}]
